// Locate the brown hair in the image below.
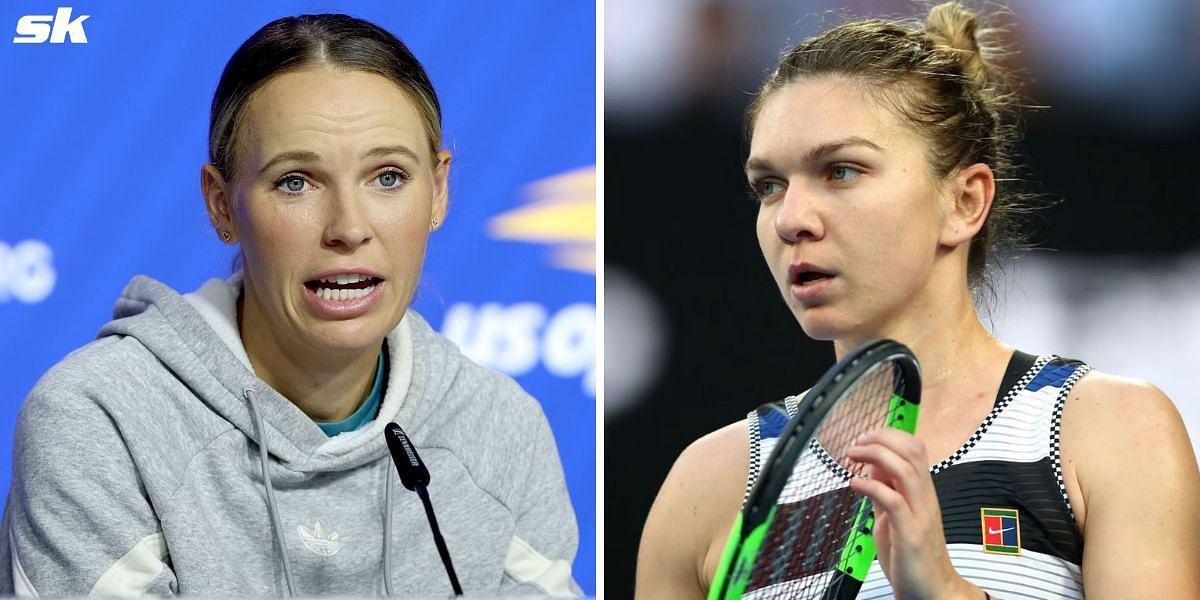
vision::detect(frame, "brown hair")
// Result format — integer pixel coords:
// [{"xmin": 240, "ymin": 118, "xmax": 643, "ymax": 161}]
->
[
  {"xmin": 208, "ymin": 14, "xmax": 442, "ymax": 183},
  {"xmin": 748, "ymin": 2, "xmax": 1035, "ymax": 301}
]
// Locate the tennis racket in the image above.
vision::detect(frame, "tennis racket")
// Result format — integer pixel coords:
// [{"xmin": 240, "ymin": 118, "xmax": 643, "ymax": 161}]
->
[{"xmin": 708, "ymin": 339, "xmax": 921, "ymax": 600}]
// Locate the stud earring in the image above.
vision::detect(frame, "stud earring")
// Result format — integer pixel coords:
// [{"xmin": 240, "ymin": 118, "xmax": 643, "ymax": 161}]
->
[
  {"xmin": 431, "ymin": 219, "xmax": 440, "ymax": 231},
  {"xmin": 221, "ymin": 231, "xmax": 232, "ymax": 242}
]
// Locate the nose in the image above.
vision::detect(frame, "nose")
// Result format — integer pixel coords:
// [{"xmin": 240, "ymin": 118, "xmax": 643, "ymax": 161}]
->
[
  {"xmin": 773, "ymin": 181, "xmax": 824, "ymax": 244},
  {"xmin": 322, "ymin": 185, "xmax": 372, "ymax": 252}
]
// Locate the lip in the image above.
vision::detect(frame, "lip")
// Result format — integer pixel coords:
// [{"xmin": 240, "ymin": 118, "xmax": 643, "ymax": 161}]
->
[
  {"xmin": 303, "ymin": 268, "xmax": 387, "ymax": 319},
  {"xmin": 790, "ymin": 276, "xmax": 834, "ymax": 302},
  {"xmin": 787, "ymin": 262, "xmax": 836, "ymax": 303}
]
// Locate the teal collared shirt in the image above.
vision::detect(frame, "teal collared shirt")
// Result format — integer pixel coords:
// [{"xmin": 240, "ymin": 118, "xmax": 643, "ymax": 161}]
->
[{"xmin": 316, "ymin": 349, "xmax": 386, "ymax": 437}]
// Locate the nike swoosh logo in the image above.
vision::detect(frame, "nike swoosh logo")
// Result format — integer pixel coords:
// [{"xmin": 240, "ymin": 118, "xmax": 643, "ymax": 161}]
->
[{"xmin": 988, "ymin": 527, "xmax": 1014, "ymax": 535}]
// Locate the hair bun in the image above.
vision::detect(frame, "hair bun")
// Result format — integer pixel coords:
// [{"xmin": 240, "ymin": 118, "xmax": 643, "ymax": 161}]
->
[{"xmin": 924, "ymin": 2, "xmax": 988, "ymax": 89}]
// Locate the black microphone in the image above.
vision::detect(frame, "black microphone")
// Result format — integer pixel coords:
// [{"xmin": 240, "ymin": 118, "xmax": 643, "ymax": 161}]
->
[
  {"xmin": 384, "ymin": 423, "xmax": 463, "ymax": 596},
  {"xmin": 385, "ymin": 422, "xmax": 430, "ymax": 490}
]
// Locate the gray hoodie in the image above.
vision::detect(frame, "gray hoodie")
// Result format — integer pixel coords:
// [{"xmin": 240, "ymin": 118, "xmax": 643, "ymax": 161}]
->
[{"xmin": 0, "ymin": 275, "xmax": 580, "ymax": 597}]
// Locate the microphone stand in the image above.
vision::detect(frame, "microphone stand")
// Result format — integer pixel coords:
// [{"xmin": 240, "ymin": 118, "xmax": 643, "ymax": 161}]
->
[{"xmin": 385, "ymin": 423, "xmax": 464, "ymax": 597}]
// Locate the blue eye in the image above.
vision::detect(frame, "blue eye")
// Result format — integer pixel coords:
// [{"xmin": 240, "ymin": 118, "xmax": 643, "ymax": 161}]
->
[
  {"xmin": 831, "ymin": 165, "xmax": 863, "ymax": 182},
  {"xmin": 276, "ymin": 175, "xmax": 311, "ymax": 195},
  {"xmin": 375, "ymin": 169, "xmax": 410, "ymax": 191}
]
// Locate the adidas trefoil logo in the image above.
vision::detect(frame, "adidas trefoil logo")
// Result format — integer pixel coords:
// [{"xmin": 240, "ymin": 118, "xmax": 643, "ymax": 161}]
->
[{"xmin": 298, "ymin": 521, "xmax": 342, "ymax": 556}]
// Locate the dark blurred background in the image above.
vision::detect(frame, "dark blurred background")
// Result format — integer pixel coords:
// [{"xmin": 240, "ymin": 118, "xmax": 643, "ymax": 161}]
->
[{"xmin": 604, "ymin": 0, "xmax": 1200, "ymax": 595}]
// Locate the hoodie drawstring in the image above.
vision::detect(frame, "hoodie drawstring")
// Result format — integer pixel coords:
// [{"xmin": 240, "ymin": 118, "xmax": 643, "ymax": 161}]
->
[
  {"xmin": 245, "ymin": 389, "xmax": 298, "ymax": 596},
  {"xmin": 383, "ymin": 463, "xmax": 396, "ymax": 595}
]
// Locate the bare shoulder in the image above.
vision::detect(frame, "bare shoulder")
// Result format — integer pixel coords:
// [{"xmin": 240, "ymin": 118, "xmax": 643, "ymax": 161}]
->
[
  {"xmin": 671, "ymin": 420, "xmax": 752, "ymax": 493},
  {"xmin": 636, "ymin": 420, "xmax": 750, "ymax": 600},
  {"xmin": 1063, "ymin": 369, "xmax": 1199, "ymax": 526},
  {"xmin": 1064, "ymin": 370, "xmax": 1191, "ymax": 445},
  {"xmin": 1063, "ymin": 372, "xmax": 1200, "ymax": 594}
]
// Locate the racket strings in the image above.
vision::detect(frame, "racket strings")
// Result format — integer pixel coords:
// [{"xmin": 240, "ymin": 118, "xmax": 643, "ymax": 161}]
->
[{"xmin": 744, "ymin": 361, "xmax": 902, "ymax": 598}]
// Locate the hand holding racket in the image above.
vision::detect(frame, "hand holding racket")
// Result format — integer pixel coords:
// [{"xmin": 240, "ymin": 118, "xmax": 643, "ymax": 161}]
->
[
  {"xmin": 708, "ymin": 339, "xmax": 922, "ymax": 600},
  {"xmin": 847, "ymin": 429, "xmax": 978, "ymax": 599}
]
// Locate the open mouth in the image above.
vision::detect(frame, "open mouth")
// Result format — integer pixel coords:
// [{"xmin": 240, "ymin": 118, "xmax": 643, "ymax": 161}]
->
[
  {"xmin": 794, "ymin": 271, "xmax": 834, "ymax": 286},
  {"xmin": 304, "ymin": 274, "xmax": 384, "ymax": 301}
]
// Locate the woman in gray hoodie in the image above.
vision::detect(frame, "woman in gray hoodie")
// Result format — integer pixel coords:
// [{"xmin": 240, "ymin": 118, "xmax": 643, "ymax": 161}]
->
[{"xmin": 0, "ymin": 14, "xmax": 579, "ymax": 597}]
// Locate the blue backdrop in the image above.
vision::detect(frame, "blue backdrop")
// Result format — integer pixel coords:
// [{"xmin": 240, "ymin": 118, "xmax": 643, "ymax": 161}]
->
[{"xmin": 0, "ymin": 1, "xmax": 595, "ymax": 593}]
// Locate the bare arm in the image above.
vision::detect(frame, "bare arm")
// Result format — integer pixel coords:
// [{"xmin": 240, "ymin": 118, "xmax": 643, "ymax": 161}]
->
[
  {"xmin": 636, "ymin": 421, "xmax": 750, "ymax": 600},
  {"xmin": 1065, "ymin": 373, "xmax": 1200, "ymax": 598}
]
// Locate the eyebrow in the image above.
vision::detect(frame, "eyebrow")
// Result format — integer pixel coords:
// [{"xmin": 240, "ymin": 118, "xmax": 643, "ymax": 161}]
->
[
  {"xmin": 258, "ymin": 150, "xmax": 321, "ymax": 178},
  {"xmin": 257, "ymin": 145, "xmax": 422, "ymax": 177},
  {"xmin": 745, "ymin": 136, "xmax": 884, "ymax": 174},
  {"xmin": 362, "ymin": 144, "xmax": 421, "ymax": 164}
]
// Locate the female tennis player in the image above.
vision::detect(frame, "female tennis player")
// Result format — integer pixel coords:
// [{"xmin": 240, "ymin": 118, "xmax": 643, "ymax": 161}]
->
[
  {"xmin": 637, "ymin": 3, "xmax": 1200, "ymax": 598},
  {"xmin": 0, "ymin": 14, "xmax": 579, "ymax": 597}
]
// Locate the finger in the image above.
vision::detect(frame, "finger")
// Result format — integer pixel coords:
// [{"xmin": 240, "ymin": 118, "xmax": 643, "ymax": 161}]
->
[
  {"xmin": 846, "ymin": 441, "xmax": 927, "ymax": 504},
  {"xmin": 868, "ymin": 510, "xmax": 894, "ymax": 577},
  {"xmin": 848, "ymin": 476, "xmax": 917, "ymax": 539},
  {"xmin": 854, "ymin": 429, "xmax": 929, "ymax": 467}
]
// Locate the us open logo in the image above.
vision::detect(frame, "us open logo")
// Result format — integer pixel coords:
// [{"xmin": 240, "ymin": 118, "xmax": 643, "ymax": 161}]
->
[
  {"xmin": 13, "ymin": 7, "xmax": 89, "ymax": 44},
  {"xmin": 0, "ymin": 240, "xmax": 56, "ymax": 304},
  {"xmin": 441, "ymin": 302, "xmax": 595, "ymax": 396}
]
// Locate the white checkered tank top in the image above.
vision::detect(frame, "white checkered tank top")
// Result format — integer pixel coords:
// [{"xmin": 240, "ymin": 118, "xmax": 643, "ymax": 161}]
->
[{"xmin": 742, "ymin": 352, "xmax": 1090, "ymax": 599}]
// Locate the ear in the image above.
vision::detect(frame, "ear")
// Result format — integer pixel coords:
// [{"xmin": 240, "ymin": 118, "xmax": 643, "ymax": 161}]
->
[
  {"xmin": 430, "ymin": 149, "xmax": 452, "ymax": 230},
  {"xmin": 939, "ymin": 162, "xmax": 995, "ymax": 248},
  {"xmin": 201, "ymin": 164, "xmax": 238, "ymax": 243}
]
